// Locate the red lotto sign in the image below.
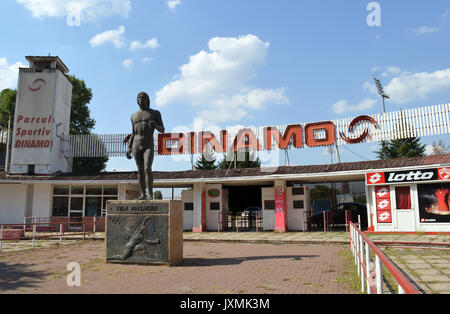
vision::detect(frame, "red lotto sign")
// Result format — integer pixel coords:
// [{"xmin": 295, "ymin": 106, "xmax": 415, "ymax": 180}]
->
[
  {"xmin": 375, "ymin": 185, "xmax": 392, "ymax": 224},
  {"xmin": 375, "ymin": 186, "xmax": 390, "ymax": 199},
  {"xmin": 377, "ymin": 211, "xmax": 392, "ymax": 223}
]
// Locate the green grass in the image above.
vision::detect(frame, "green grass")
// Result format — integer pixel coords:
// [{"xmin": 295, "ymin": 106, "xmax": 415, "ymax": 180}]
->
[{"xmin": 333, "ymin": 249, "xmax": 362, "ymax": 293}]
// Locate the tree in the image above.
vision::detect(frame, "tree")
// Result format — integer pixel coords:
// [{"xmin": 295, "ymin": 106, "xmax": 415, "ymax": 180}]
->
[
  {"xmin": 376, "ymin": 111, "xmax": 426, "ymax": 159},
  {"xmin": 67, "ymin": 75, "xmax": 108, "ymax": 174},
  {"xmin": 154, "ymin": 190, "xmax": 163, "ymax": 200},
  {"xmin": 68, "ymin": 75, "xmax": 95, "ymax": 135},
  {"xmin": 0, "ymin": 89, "xmax": 17, "ymax": 128},
  {"xmin": 194, "ymin": 150, "xmax": 217, "ymax": 170},
  {"xmin": 218, "ymin": 150, "xmax": 261, "ymax": 169},
  {"xmin": 376, "ymin": 138, "xmax": 426, "ymax": 160},
  {"xmin": 429, "ymin": 140, "xmax": 449, "ymax": 155}
]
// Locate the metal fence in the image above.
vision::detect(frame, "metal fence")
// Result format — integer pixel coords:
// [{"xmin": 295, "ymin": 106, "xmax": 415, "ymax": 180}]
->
[
  {"xmin": 349, "ymin": 222, "xmax": 421, "ymax": 294},
  {"xmin": 61, "ymin": 104, "xmax": 450, "ymax": 158},
  {"xmin": 0, "ymin": 217, "xmax": 105, "ymax": 252},
  {"xmin": 218, "ymin": 212, "xmax": 263, "ymax": 232}
]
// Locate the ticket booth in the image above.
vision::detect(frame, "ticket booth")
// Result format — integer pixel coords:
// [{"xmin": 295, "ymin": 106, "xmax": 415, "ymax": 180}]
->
[
  {"xmin": 366, "ymin": 167, "xmax": 450, "ymax": 233},
  {"xmin": 262, "ymin": 187, "xmax": 275, "ymax": 230},
  {"xmin": 181, "ymin": 189, "xmax": 194, "ymax": 231},
  {"xmin": 262, "ymin": 185, "xmax": 311, "ymax": 231},
  {"xmin": 286, "ymin": 186, "xmax": 311, "ymax": 231},
  {"xmin": 205, "ymin": 184, "xmax": 223, "ymax": 231}
]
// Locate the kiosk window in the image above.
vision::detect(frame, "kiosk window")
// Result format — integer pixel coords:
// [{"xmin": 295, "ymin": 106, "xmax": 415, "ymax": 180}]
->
[
  {"xmin": 264, "ymin": 200, "xmax": 275, "ymax": 210},
  {"xmin": 396, "ymin": 187, "xmax": 411, "ymax": 210},
  {"xmin": 293, "ymin": 200, "xmax": 304, "ymax": 209},
  {"xmin": 292, "ymin": 187, "xmax": 304, "ymax": 195},
  {"xmin": 210, "ymin": 202, "xmax": 220, "ymax": 210},
  {"xmin": 184, "ymin": 202, "xmax": 194, "ymax": 211}
]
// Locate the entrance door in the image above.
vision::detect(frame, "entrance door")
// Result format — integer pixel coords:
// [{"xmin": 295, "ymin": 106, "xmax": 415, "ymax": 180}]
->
[{"xmin": 69, "ymin": 197, "xmax": 84, "ymax": 230}]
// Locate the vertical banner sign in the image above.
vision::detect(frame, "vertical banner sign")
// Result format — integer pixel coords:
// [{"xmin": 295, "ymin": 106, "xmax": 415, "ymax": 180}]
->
[
  {"xmin": 11, "ymin": 72, "xmax": 55, "ymax": 164},
  {"xmin": 375, "ymin": 186, "xmax": 392, "ymax": 223},
  {"xmin": 275, "ymin": 187, "xmax": 286, "ymax": 232}
]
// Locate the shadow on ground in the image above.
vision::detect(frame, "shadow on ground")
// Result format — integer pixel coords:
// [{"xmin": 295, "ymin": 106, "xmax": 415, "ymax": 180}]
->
[
  {"xmin": 179, "ymin": 255, "xmax": 319, "ymax": 267},
  {"xmin": 0, "ymin": 262, "xmax": 49, "ymax": 291}
]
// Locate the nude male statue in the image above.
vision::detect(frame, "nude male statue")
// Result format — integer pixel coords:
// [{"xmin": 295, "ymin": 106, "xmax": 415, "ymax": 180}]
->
[{"xmin": 126, "ymin": 92, "xmax": 165, "ymax": 200}]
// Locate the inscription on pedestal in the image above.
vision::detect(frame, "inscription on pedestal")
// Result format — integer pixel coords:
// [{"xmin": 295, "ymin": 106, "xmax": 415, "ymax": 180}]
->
[{"xmin": 106, "ymin": 201, "xmax": 182, "ymax": 265}]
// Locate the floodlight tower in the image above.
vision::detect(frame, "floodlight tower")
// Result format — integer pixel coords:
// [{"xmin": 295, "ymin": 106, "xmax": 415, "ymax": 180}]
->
[{"xmin": 373, "ymin": 76, "xmax": 390, "ymax": 113}]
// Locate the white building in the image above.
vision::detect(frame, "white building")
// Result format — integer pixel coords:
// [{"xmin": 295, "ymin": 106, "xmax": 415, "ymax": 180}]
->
[{"xmin": 1, "ymin": 154, "xmax": 449, "ymax": 233}]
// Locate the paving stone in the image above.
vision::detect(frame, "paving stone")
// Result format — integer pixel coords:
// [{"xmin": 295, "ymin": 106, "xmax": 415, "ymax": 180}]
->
[
  {"xmin": 427, "ymin": 283, "xmax": 450, "ymax": 293},
  {"xmin": 406, "ymin": 259, "xmax": 430, "ymax": 264},
  {"xmin": 407, "ymin": 263, "xmax": 433, "ymax": 270},
  {"xmin": 417, "ymin": 269, "xmax": 443, "ymax": 276},
  {"xmin": 419, "ymin": 275, "xmax": 450, "ymax": 283}
]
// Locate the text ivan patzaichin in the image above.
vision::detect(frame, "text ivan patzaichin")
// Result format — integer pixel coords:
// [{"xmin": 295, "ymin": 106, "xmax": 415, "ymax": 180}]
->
[{"xmin": 180, "ymin": 297, "xmax": 270, "ymax": 311}]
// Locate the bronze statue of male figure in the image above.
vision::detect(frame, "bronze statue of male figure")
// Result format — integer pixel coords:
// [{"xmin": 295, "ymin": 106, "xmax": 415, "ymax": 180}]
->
[{"xmin": 126, "ymin": 92, "xmax": 165, "ymax": 200}]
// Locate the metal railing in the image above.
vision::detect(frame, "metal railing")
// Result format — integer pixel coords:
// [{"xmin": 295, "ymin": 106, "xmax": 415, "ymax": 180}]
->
[
  {"xmin": 0, "ymin": 217, "xmax": 105, "ymax": 252},
  {"xmin": 219, "ymin": 212, "xmax": 263, "ymax": 232},
  {"xmin": 349, "ymin": 222, "xmax": 421, "ymax": 294}
]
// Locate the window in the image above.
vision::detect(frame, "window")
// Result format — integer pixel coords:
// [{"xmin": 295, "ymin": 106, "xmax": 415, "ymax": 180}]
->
[
  {"xmin": 293, "ymin": 200, "xmax": 304, "ymax": 209},
  {"xmin": 71, "ymin": 186, "xmax": 84, "ymax": 195},
  {"xmin": 53, "ymin": 185, "xmax": 69, "ymax": 195},
  {"xmin": 86, "ymin": 185, "xmax": 102, "ymax": 195},
  {"xmin": 184, "ymin": 202, "xmax": 194, "ymax": 211},
  {"xmin": 52, "ymin": 184, "xmax": 118, "ymax": 218},
  {"xmin": 52, "ymin": 197, "xmax": 68, "ymax": 216},
  {"xmin": 395, "ymin": 187, "xmax": 411, "ymax": 210},
  {"xmin": 103, "ymin": 186, "xmax": 118, "ymax": 195},
  {"xmin": 86, "ymin": 197, "xmax": 102, "ymax": 217},
  {"xmin": 264, "ymin": 200, "xmax": 275, "ymax": 210},
  {"xmin": 292, "ymin": 187, "xmax": 304, "ymax": 196},
  {"xmin": 210, "ymin": 202, "xmax": 220, "ymax": 210}
]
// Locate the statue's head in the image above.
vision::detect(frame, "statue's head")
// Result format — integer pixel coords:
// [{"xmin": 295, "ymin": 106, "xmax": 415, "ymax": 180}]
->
[{"xmin": 137, "ymin": 92, "xmax": 150, "ymax": 110}]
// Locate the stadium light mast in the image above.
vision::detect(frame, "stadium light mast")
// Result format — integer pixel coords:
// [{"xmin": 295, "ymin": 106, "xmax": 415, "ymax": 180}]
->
[{"xmin": 373, "ymin": 76, "xmax": 390, "ymax": 113}]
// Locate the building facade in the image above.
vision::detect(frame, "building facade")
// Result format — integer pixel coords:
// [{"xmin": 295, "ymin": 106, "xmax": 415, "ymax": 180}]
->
[{"xmin": 1, "ymin": 154, "xmax": 449, "ymax": 233}]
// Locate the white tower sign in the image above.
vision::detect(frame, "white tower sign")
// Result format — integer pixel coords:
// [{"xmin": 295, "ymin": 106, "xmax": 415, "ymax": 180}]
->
[{"xmin": 9, "ymin": 56, "xmax": 72, "ymax": 175}]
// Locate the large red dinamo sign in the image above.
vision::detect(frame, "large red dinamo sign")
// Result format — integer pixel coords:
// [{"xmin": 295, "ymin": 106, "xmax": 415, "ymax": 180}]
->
[
  {"xmin": 63, "ymin": 104, "xmax": 450, "ymax": 158},
  {"xmin": 158, "ymin": 116, "xmax": 374, "ymax": 155}
]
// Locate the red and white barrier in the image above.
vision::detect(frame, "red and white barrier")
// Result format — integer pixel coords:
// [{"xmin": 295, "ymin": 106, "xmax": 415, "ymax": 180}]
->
[{"xmin": 349, "ymin": 222, "xmax": 421, "ymax": 294}]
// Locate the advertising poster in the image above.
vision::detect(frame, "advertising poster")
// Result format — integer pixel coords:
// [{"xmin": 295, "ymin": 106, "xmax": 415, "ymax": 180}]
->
[{"xmin": 418, "ymin": 183, "xmax": 450, "ymax": 223}]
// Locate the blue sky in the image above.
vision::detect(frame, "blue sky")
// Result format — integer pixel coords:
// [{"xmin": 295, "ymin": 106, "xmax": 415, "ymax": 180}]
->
[{"xmin": 1, "ymin": 0, "xmax": 449, "ymax": 172}]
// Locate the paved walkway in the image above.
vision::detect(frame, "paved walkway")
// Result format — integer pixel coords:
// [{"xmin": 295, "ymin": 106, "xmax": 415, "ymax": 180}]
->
[
  {"xmin": 0, "ymin": 241, "xmax": 357, "ymax": 294},
  {"xmin": 1, "ymin": 231, "xmax": 449, "ymax": 294},
  {"xmin": 184, "ymin": 232, "xmax": 450, "ymax": 294}
]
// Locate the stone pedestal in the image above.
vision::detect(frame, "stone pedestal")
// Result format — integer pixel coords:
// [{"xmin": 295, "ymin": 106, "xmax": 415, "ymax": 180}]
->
[{"xmin": 105, "ymin": 200, "xmax": 183, "ymax": 266}]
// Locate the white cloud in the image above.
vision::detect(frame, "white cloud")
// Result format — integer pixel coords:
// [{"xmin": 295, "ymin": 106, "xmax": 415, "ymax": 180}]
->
[
  {"xmin": 155, "ymin": 35, "xmax": 288, "ymax": 124},
  {"xmin": 122, "ymin": 59, "xmax": 133, "ymax": 68},
  {"xmin": 384, "ymin": 68, "xmax": 450, "ymax": 103},
  {"xmin": 0, "ymin": 58, "xmax": 26, "ymax": 91},
  {"xmin": 16, "ymin": 0, "xmax": 131, "ymax": 24},
  {"xmin": 332, "ymin": 98, "xmax": 377, "ymax": 114},
  {"xmin": 141, "ymin": 57, "xmax": 154, "ymax": 63},
  {"xmin": 411, "ymin": 26, "xmax": 439, "ymax": 35},
  {"xmin": 89, "ymin": 25, "xmax": 125, "ymax": 48},
  {"xmin": 167, "ymin": 0, "xmax": 182, "ymax": 10},
  {"xmin": 130, "ymin": 38, "xmax": 159, "ymax": 51},
  {"xmin": 382, "ymin": 66, "xmax": 401, "ymax": 77}
]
